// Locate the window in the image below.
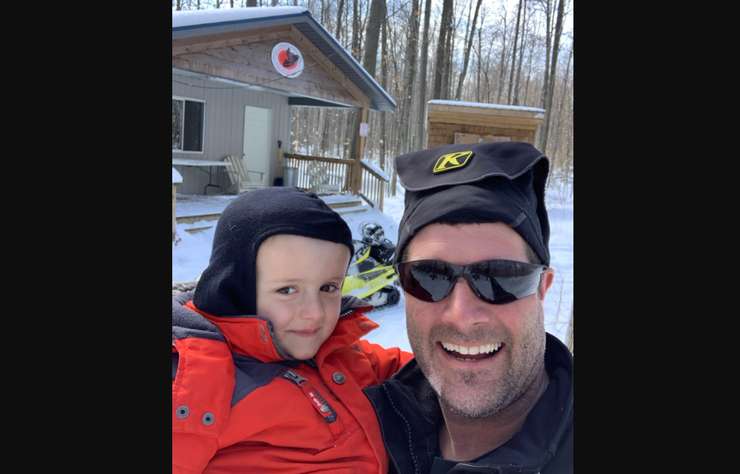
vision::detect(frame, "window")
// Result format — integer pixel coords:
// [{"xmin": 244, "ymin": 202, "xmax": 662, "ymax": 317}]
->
[{"xmin": 172, "ymin": 97, "xmax": 204, "ymax": 152}]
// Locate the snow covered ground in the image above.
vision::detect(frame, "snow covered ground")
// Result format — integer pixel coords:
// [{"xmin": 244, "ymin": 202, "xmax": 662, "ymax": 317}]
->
[{"xmin": 173, "ymin": 181, "xmax": 573, "ymax": 352}]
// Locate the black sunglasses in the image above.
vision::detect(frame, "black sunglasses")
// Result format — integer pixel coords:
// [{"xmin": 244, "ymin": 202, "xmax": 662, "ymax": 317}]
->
[{"xmin": 395, "ymin": 259, "xmax": 547, "ymax": 305}]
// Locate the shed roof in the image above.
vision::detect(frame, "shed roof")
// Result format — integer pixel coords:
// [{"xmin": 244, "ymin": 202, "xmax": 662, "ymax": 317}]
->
[
  {"xmin": 173, "ymin": 7, "xmax": 396, "ymax": 111},
  {"xmin": 428, "ymin": 100, "xmax": 545, "ymax": 114}
]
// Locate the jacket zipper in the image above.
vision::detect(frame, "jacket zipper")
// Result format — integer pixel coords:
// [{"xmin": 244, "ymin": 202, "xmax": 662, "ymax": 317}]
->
[{"xmin": 282, "ymin": 370, "xmax": 338, "ymax": 423}]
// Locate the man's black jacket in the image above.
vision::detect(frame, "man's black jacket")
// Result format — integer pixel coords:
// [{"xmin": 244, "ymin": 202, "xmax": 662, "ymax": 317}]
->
[{"xmin": 364, "ymin": 334, "xmax": 573, "ymax": 474}]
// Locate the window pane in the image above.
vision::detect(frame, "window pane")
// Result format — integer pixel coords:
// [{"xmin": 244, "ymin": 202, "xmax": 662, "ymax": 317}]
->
[
  {"xmin": 183, "ymin": 101, "xmax": 204, "ymax": 152},
  {"xmin": 172, "ymin": 99, "xmax": 183, "ymax": 150}
]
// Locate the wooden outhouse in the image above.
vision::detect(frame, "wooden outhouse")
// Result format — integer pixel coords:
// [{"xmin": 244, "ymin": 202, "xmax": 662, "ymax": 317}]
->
[{"xmin": 426, "ymin": 100, "xmax": 545, "ymax": 148}]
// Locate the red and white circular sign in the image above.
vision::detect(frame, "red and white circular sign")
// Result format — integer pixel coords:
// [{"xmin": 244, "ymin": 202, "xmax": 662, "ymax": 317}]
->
[{"xmin": 271, "ymin": 42, "xmax": 304, "ymax": 78}]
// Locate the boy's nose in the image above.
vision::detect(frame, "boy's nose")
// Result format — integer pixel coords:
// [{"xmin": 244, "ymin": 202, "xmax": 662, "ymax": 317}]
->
[{"xmin": 300, "ymin": 295, "xmax": 325, "ymax": 322}]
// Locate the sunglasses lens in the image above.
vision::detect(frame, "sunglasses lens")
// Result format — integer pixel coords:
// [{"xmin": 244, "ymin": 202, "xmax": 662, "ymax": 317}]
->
[
  {"xmin": 468, "ymin": 261, "xmax": 543, "ymax": 304},
  {"xmin": 397, "ymin": 260, "xmax": 456, "ymax": 302},
  {"xmin": 397, "ymin": 260, "xmax": 544, "ymax": 305}
]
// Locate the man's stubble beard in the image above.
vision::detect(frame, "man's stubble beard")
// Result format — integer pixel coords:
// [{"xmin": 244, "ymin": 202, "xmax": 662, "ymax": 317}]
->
[{"xmin": 407, "ymin": 304, "xmax": 547, "ymax": 419}]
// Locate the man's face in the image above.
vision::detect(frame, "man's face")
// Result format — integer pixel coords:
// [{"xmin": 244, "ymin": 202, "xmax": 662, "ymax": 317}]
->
[
  {"xmin": 404, "ymin": 222, "xmax": 554, "ymax": 418},
  {"xmin": 256, "ymin": 234, "xmax": 350, "ymax": 360}
]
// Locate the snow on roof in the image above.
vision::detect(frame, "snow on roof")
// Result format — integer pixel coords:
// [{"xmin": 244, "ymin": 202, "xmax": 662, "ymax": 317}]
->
[
  {"xmin": 361, "ymin": 159, "xmax": 391, "ymax": 182},
  {"xmin": 172, "ymin": 167, "xmax": 183, "ymax": 184},
  {"xmin": 173, "ymin": 7, "xmax": 308, "ymax": 29},
  {"xmin": 429, "ymin": 100, "xmax": 545, "ymax": 114}
]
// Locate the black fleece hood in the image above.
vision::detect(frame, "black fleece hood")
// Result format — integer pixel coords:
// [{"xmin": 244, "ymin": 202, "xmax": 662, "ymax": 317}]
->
[{"xmin": 193, "ymin": 187, "xmax": 354, "ymax": 317}]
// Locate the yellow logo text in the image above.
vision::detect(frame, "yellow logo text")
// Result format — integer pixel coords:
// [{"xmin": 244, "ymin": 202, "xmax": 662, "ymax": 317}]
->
[{"xmin": 432, "ymin": 151, "xmax": 474, "ymax": 174}]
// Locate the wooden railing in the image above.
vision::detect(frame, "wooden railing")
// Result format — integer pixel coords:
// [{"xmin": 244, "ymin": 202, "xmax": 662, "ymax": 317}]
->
[
  {"xmin": 358, "ymin": 161, "xmax": 389, "ymax": 211},
  {"xmin": 283, "ymin": 153, "xmax": 354, "ymax": 193},
  {"xmin": 282, "ymin": 153, "xmax": 389, "ymax": 211}
]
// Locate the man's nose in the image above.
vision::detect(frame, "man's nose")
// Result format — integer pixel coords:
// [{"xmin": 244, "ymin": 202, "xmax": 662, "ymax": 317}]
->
[{"xmin": 438, "ymin": 277, "xmax": 491, "ymax": 327}]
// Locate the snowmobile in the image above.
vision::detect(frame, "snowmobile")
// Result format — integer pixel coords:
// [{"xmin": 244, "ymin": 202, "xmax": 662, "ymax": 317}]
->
[{"xmin": 341, "ymin": 222, "xmax": 401, "ymax": 310}]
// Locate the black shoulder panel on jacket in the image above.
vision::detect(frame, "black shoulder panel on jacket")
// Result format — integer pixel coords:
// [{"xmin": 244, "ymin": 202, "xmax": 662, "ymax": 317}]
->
[
  {"xmin": 231, "ymin": 353, "xmax": 292, "ymax": 406},
  {"xmin": 172, "ymin": 291, "xmax": 225, "ymax": 342}
]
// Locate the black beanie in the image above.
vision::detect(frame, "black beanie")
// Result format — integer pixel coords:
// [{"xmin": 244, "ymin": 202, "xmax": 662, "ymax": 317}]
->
[
  {"xmin": 193, "ymin": 187, "xmax": 355, "ymax": 317},
  {"xmin": 394, "ymin": 141, "xmax": 550, "ymax": 266}
]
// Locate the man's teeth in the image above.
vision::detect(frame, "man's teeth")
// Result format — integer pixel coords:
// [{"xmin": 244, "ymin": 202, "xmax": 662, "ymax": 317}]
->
[{"xmin": 441, "ymin": 342, "xmax": 502, "ymax": 355}]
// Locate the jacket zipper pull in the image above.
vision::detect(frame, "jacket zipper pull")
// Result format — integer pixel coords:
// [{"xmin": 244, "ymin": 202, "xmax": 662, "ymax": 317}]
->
[{"xmin": 282, "ymin": 370, "xmax": 337, "ymax": 423}]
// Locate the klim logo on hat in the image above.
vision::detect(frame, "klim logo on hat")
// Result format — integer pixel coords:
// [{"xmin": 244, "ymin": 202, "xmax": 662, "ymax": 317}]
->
[{"xmin": 432, "ymin": 151, "xmax": 474, "ymax": 174}]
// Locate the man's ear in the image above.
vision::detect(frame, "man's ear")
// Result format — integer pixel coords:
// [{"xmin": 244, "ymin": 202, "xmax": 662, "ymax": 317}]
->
[{"xmin": 538, "ymin": 268, "xmax": 555, "ymax": 300}]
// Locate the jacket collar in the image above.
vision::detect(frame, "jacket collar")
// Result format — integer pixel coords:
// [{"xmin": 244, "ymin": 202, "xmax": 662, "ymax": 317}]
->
[{"xmin": 177, "ymin": 291, "xmax": 378, "ymax": 363}]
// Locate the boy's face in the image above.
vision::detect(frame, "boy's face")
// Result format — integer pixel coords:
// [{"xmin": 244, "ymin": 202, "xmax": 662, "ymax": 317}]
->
[{"xmin": 256, "ymin": 234, "xmax": 350, "ymax": 360}]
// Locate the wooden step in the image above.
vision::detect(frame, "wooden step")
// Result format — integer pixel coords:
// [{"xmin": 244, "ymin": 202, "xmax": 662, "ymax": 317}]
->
[
  {"xmin": 327, "ymin": 200, "xmax": 364, "ymax": 209},
  {"xmin": 334, "ymin": 205, "xmax": 370, "ymax": 215},
  {"xmin": 183, "ymin": 225, "xmax": 214, "ymax": 234},
  {"xmin": 176, "ymin": 213, "xmax": 221, "ymax": 224},
  {"xmin": 320, "ymin": 193, "xmax": 365, "ymax": 211}
]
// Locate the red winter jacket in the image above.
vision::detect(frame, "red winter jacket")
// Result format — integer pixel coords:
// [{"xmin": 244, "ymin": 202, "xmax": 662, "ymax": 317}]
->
[{"xmin": 172, "ymin": 292, "xmax": 413, "ymax": 474}]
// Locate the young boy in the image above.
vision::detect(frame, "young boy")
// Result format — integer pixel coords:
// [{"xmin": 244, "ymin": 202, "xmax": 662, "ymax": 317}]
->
[{"xmin": 172, "ymin": 187, "xmax": 412, "ymax": 474}]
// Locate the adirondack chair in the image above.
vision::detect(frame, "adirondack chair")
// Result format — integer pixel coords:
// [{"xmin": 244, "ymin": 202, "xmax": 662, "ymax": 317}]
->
[{"xmin": 223, "ymin": 154, "xmax": 266, "ymax": 194}]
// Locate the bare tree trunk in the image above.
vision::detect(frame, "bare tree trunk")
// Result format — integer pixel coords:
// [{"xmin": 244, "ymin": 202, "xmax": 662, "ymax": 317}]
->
[
  {"xmin": 352, "ymin": 0, "xmax": 361, "ymax": 61},
  {"xmin": 443, "ymin": 6, "xmax": 456, "ymax": 99},
  {"xmin": 380, "ymin": 19, "xmax": 388, "ymax": 171},
  {"xmin": 496, "ymin": 10, "xmax": 509, "ymax": 103},
  {"xmin": 540, "ymin": 0, "xmax": 553, "ymax": 108},
  {"xmin": 522, "ymin": 32, "xmax": 535, "ymax": 104},
  {"xmin": 247, "ymin": 0, "xmax": 257, "ymax": 6},
  {"xmin": 362, "ymin": 0, "xmax": 385, "ymax": 77},
  {"xmin": 399, "ymin": 0, "xmax": 420, "ymax": 154},
  {"xmin": 476, "ymin": 26, "xmax": 482, "ymax": 102},
  {"xmin": 335, "ymin": 0, "xmax": 345, "ymax": 41},
  {"xmin": 551, "ymin": 44, "xmax": 572, "ymax": 167},
  {"xmin": 176, "ymin": 0, "xmax": 182, "ymax": 10},
  {"xmin": 513, "ymin": 0, "xmax": 528, "ymax": 105},
  {"xmin": 538, "ymin": 0, "xmax": 565, "ymax": 153},
  {"xmin": 455, "ymin": 0, "xmax": 483, "ymax": 100},
  {"xmin": 321, "ymin": 0, "xmax": 328, "ymax": 26},
  {"xmin": 507, "ymin": 0, "xmax": 523, "ymax": 104},
  {"xmin": 349, "ymin": 0, "xmax": 386, "ymax": 178},
  {"xmin": 432, "ymin": 0, "xmax": 454, "ymax": 99},
  {"xmin": 415, "ymin": 0, "xmax": 433, "ymax": 149}
]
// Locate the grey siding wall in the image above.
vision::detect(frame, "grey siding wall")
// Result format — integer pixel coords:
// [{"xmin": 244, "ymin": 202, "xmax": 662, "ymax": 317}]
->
[{"xmin": 172, "ymin": 73, "xmax": 291, "ymax": 195}]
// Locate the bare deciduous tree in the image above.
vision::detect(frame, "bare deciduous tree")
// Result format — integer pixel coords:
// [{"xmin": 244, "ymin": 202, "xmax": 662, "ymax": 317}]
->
[
  {"xmin": 507, "ymin": 0, "xmax": 523, "ymax": 103},
  {"xmin": 432, "ymin": 0, "xmax": 454, "ymax": 99},
  {"xmin": 538, "ymin": 0, "xmax": 565, "ymax": 153},
  {"xmin": 455, "ymin": 0, "xmax": 483, "ymax": 100},
  {"xmin": 398, "ymin": 0, "xmax": 420, "ymax": 154},
  {"xmin": 415, "ymin": 0, "xmax": 433, "ymax": 149}
]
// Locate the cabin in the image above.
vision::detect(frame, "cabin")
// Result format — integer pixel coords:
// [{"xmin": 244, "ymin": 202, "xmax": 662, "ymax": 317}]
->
[{"xmin": 172, "ymin": 7, "xmax": 396, "ymax": 239}]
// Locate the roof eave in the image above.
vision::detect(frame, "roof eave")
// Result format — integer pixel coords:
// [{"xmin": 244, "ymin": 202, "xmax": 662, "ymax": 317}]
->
[{"xmin": 172, "ymin": 11, "xmax": 396, "ymax": 112}]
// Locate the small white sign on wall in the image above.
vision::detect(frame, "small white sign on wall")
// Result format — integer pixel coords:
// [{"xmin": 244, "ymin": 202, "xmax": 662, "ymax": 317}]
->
[
  {"xmin": 271, "ymin": 42, "xmax": 304, "ymax": 78},
  {"xmin": 359, "ymin": 122, "xmax": 369, "ymax": 137}
]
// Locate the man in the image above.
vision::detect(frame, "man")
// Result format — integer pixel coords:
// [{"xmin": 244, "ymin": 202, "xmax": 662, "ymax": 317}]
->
[{"xmin": 365, "ymin": 141, "xmax": 573, "ymax": 474}]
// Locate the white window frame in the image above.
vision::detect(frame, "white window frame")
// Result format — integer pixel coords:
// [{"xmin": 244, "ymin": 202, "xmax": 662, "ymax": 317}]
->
[{"xmin": 172, "ymin": 96, "xmax": 206, "ymax": 154}]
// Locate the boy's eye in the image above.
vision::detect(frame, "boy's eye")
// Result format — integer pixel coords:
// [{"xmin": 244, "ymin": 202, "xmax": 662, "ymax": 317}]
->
[
  {"xmin": 320, "ymin": 283, "xmax": 339, "ymax": 293},
  {"xmin": 277, "ymin": 286, "xmax": 297, "ymax": 295}
]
